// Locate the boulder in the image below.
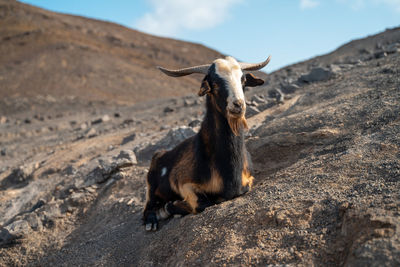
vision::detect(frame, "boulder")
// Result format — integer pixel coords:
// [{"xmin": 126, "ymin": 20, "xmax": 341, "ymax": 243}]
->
[
  {"xmin": 299, "ymin": 67, "xmax": 334, "ymax": 83},
  {"xmin": 135, "ymin": 126, "xmax": 196, "ymax": 162}
]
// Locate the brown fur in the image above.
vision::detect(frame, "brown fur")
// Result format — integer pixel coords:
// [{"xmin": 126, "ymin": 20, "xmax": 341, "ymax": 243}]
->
[{"xmin": 227, "ymin": 116, "xmax": 248, "ymax": 136}]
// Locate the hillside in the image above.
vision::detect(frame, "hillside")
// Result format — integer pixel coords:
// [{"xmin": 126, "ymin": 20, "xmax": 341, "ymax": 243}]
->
[
  {"xmin": 1, "ymin": 1, "xmax": 400, "ymax": 266},
  {"xmin": 0, "ymin": 0, "xmax": 223, "ymax": 114}
]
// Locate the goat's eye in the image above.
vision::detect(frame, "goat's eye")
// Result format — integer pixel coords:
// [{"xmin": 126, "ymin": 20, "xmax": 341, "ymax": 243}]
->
[{"xmin": 212, "ymin": 82, "xmax": 219, "ymax": 89}]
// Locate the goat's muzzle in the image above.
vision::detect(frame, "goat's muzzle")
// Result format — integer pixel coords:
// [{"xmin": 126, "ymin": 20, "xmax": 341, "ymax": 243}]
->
[{"xmin": 228, "ymin": 99, "xmax": 245, "ymax": 117}]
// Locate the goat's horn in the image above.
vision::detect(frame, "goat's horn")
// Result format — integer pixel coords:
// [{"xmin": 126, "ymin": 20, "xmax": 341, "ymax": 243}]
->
[
  {"xmin": 157, "ymin": 64, "xmax": 210, "ymax": 77},
  {"xmin": 239, "ymin": 55, "xmax": 271, "ymax": 71}
]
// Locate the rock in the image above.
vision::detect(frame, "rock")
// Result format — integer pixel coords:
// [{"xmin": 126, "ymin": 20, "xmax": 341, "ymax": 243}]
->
[
  {"xmin": 184, "ymin": 99, "xmax": 195, "ymax": 107},
  {"xmin": 121, "ymin": 133, "xmax": 136, "ymax": 145},
  {"xmin": 3, "ymin": 163, "xmax": 39, "ymax": 186},
  {"xmin": 41, "ymin": 201, "xmax": 63, "ymax": 220},
  {"xmin": 135, "ymin": 126, "xmax": 196, "ymax": 162},
  {"xmin": 24, "ymin": 213, "xmax": 42, "ymax": 231},
  {"xmin": 85, "ymin": 128, "xmax": 97, "ymax": 138},
  {"xmin": 92, "ymin": 114, "xmax": 110, "ymax": 124},
  {"xmin": 83, "ymin": 150, "xmax": 137, "ymax": 186},
  {"xmin": 280, "ymin": 83, "xmax": 300, "ymax": 94},
  {"xmin": 246, "ymin": 105, "xmax": 260, "ymax": 118},
  {"xmin": 374, "ymin": 51, "xmax": 387, "ymax": 59},
  {"xmin": 267, "ymin": 88, "xmax": 284, "ymax": 103},
  {"xmin": 251, "ymin": 95, "xmax": 266, "ymax": 104},
  {"xmin": 67, "ymin": 192, "xmax": 87, "ymax": 207},
  {"xmin": 123, "ymin": 118, "xmax": 134, "ymax": 125},
  {"xmin": 0, "ymin": 227, "xmax": 21, "ymax": 248},
  {"xmin": 62, "ymin": 165, "xmax": 77, "ymax": 176},
  {"xmin": 115, "ymin": 150, "xmax": 137, "ymax": 165},
  {"xmin": 24, "ymin": 118, "xmax": 31, "ymax": 124},
  {"xmin": 5, "ymin": 220, "xmax": 31, "ymax": 235},
  {"xmin": 79, "ymin": 122, "xmax": 88, "ymax": 130},
  {"xmin": 164, "ymin": 107, "xmax": 174, "ymax": 113},
  {"xmin": 188, "ymin": 119, "xmax": 201, "ymax": 128},
  {"xmin": 329, "ymin": 64, "xmax": 342, "ymax": 74},
  {"xmin": 384, "ymin": 43, "xmax": 400, "ymax": 54},
  {"xmin": 114, "ymin": 112, "xmax": 121, "ymax": 118},
  {"xmin": 0, "ymin": 116, "xmax": 7, "ymax": 124},
  {"xmin": 299, "ymin": 67, "xmax": 334, "ymax": 83},
  {"xmin": 160, "ymin": 125, "xmax": 169, "ymax": 130},
  {"xmin": 30, "ymin": 199, "xmax": 46, "ymax": 212},
  {"xmin": 1, "ymin": 148, "xmax": 6, "ymax": 156}
]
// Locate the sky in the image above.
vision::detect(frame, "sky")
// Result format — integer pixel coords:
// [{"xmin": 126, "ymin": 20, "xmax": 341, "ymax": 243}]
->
[{"xmin": 19, "ymin": 0, "xmax": 400, "ymax": 72}]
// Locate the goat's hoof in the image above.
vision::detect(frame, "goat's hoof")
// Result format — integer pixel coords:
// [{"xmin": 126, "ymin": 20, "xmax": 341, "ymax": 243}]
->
[{"xmin": 144, "ymin": 212, "xmax": 158, "ymax": 231}]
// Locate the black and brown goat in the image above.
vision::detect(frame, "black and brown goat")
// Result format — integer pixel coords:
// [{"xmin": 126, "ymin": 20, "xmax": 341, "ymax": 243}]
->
[{"xmin": 143, "ymin": 56, "xmax": 271, "ymax": 231}]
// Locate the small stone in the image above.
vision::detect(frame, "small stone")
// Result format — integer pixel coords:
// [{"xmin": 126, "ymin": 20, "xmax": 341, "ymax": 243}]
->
[
  {"xmin": 85, "ymin": 128, "xmax": 97, "ymax": 138},
  {"xmin": 0, "ymin": 116, "xmax": 7, "ymax": 124},
  {"xmin": 123, "ymin": 118, "xmax": 134, "ymax": 125},
  {"xmin": 164, "ymin": 107, "xmax": 174, "ymax": 113},
  {"xmin": 184, "ymin": 99, "xmax": 195, "ymax": 106},
  {"xmin": 267, "ymin": 88, "xmax": 284, "ymax": 103},
  {"xmin": 68, "ymin": 192, "xmax": 87, "ymax": 207},
  {"xmin": 115, "ymin": 150, "xmax": 137, "ymax": 165},
  {"xmin": 160, "ymin": 125, "xmax": 169, "ymax": 130},
  {"xmin": 101, "ymin": 114, "xmax": 110, "ymax": 122},
  {"xmin": 63, "ymin": 165, "xmax": 76, "ymax": 176},
  {"xmin": 79, "ymin": 122, "xmax": 88, "ymax": 130},
  {"xmin": 374, "ymin": 51, "xmax": 387, "ymax": 59},
  {"xmin": 24, "ymin": 213, "xmax": 42, "ymax": 231},
  {"xmin": 5, "ymin": 163, "xmax": 38, "ymax": 185},
  {"xmin": 0, "ymin": 228, "xmax": 21, "ymax": 247},
  {"xmin": 5, "ymin": 220, "xmax": 31, "ymax": 235},
  {"xmin": 188, "ymin": 119, "xmax": 201, "ymax": 128},
  {"xmin": 30, "ymin": 199, "xmax": 46, "ymax": 212},
  {"xmin": 92, "ymin": 115, "xmax": 110, "ymax": 124}
]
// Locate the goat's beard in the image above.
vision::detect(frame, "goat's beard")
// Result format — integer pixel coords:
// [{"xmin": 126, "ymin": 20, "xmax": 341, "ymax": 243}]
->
[{"xmin": 227, "ymin": 115, "xmax": 248, "ymax": 136}]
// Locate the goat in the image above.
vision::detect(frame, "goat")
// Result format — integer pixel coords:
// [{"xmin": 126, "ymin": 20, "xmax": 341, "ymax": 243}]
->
[{"xmin": 143, "ymin": 56, "xmax": 271, "ymax": 231}]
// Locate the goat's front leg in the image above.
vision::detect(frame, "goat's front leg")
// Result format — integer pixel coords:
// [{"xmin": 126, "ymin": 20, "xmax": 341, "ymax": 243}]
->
[
  {"xmin": 166, "ymin": 184, "xmax": 216, "ymax": 215},
  {"xmin": 166, "ymin": 183, "xmax": 199, "ymax": 216}
]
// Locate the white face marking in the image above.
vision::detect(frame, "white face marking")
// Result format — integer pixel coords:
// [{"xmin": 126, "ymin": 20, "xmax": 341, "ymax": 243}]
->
[
  {"xmin": 161, "ymin": 167, "xmax": 167, "ymax": 177},
  {"xmin": 214, "ymin": 56, "xmax": 246, "ymax": 114}
]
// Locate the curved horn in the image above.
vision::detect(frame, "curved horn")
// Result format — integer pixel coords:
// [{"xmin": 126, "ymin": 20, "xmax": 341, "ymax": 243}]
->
[
  {"xmin": 239, "ymin": 55, "xmax": 271, "ymax": 71},
  {"xmin": 157, "ymin": 64, "xmax": 210, "ymax": 77}
]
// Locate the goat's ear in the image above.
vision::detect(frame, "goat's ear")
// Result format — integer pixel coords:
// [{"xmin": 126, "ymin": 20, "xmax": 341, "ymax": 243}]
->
[
  {"xmin": 245, "ymin": 73, "xmax": 264, "ymax": 87},
  {"xmin": 198, "ymin": 76, "xmax": 211, "ymax": 96}
]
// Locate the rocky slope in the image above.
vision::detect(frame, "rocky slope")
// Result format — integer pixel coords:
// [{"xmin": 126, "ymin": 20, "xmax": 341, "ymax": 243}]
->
[{"xmin": 1, "ymin": 1, "xmax": 400, "ymax": 266}]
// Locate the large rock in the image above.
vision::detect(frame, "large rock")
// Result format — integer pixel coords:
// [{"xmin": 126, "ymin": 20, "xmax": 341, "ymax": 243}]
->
[
  {"xmin": 135, "ymin": 126, "xmax": 196, "ymax": 162},
  {"xmin": 1, "ymin": 162, "xmax": 39, "ymax": 189},
  {"xmin": 299, "ymin": 67, "xmax": 334, "ymax": 83}
]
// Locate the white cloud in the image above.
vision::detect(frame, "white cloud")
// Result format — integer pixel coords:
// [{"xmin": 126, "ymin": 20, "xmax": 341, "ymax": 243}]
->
[
  {"xmin": 135, "ymin": 0, "xmax": 242, "ymax": 37},
  {"xmin": 300, "ymin": 0, "xmax": 320, "ymax": 9}
]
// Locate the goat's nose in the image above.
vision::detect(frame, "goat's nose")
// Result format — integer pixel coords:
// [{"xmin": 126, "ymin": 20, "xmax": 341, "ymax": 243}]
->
[{"xmin": 233, "ymin": 100, "xmax": 244, "ymax": 109}]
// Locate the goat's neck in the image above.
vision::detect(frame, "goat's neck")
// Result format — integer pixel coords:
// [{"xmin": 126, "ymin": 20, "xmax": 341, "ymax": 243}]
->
[{"xmin": 200, "ymin": 97, "xmax": 245, "ymax": 156}]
